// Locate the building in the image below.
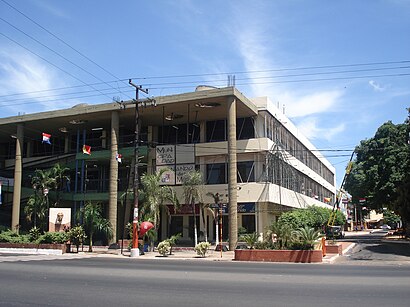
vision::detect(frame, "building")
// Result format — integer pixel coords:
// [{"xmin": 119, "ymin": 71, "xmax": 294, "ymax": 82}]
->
[{"xmin": 0, "ymin": 86, "xmax": 336, "ymax": 248}]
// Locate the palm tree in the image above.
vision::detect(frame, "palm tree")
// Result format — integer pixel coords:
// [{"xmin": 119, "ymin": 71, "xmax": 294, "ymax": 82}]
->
[
  {"xmin": 25, "ymin": 168, "xmax": 55, "ymax": 232},
  {"xmin": 79, "ymin": 201, "xmax": 113, "ymax": 252},
  {"xmin": 50, "ymin": 163, "xmax": 70, "ymax": 206},
  {"xmin": 139, "ymin": 168, "xmax": 178, "ymax": 229},
  {"xmin": 293, "ymin": 225, "xmax": 322, "ymax": 250},
  {"xmin": 182, "ymin": 170, "xmax": 204, "ymax": 246},
  {"xmin": 24, "ymin": 193, "xmax": 48, "ymax": 231}
]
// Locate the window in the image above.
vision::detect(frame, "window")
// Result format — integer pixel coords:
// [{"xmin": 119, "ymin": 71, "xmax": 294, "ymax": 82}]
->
[
  {"xmin": 237, "ymin": 161, "xmax": 255, "ymax": 183},
  {"xmin": 170, "ymin": 216, "xmax": 183, "ymax": 236},
  {"xmin": 206, "ymin": 163, "xmax": 226, "ymax": 184},
  {"xmin": 237, "ymin": 117, "xmax": 255, "ymax": 140},
  {"xmin": 242, "ymin": 215, "xmax": 255, "ymax": 233},
  {"xmin": 206, "ymin": 120, "xmax": 226, "ymax": 142}
]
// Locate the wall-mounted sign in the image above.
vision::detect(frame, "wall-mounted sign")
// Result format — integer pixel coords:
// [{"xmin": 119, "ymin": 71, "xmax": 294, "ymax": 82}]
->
[
  {"xmin": 157, "ymin": 165, "xmax": 175, "ymax": 185},
  {"xmin": 156, "ymin": 145, "xmax": 175, "ymax": 165},
  {"xmin": 175, "ymin": 164, "xmax": 195, "ymax": 184}
]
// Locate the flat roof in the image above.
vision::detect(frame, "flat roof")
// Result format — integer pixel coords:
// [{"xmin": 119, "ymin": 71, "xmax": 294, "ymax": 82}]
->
[{"xmin": 0, "ymin": 87, "xmax": 258, "ymax": 141}]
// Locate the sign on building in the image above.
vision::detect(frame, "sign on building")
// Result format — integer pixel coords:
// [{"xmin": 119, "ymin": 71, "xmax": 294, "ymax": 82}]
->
[{"xmin": 156, "ymin": 144, "xmax": 196, "ymax": 185}]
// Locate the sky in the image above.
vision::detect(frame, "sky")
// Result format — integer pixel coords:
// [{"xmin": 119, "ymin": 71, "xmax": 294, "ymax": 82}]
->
[{"xmin": 0, "ymin": 0, "xmax": 409, "ymax": 186}]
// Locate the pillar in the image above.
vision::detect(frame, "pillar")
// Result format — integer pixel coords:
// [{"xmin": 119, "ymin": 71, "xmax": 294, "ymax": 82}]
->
[
  {"xmin": 109, "ymin": 111, "xmax": 119, "ymax": 243},
  {"xmin": 12, "ymin": 124, "xmax": 24, "ymax": 233},
  {"xmin": 227, "ymin": 96, "xmax": 238, "ymax": 251}
]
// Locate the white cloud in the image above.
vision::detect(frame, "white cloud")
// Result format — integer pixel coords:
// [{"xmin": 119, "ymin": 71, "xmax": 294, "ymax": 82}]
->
[
  {"xmin": 0, "ymin": 50, "xmax": 72, "ymax": 115},
  {"xmin": 297, "ymin": 117, "xmax": 346, "ymax": 141},
  {"xmin": 280, "ymin": 90, "xmax": 344, "ymax": 118},
  {"xmin": 232, "ymin": 14, "xmax": 344, "ymax": 119},
  {"xmin": 368, "ymin": 80, "xmax": 385, "ymax": 92}
]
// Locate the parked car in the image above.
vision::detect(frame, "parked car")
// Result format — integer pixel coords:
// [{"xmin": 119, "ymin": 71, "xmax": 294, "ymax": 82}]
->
[{"xmin": 326, "ymin": 226, "xmax": 345, "ymax": 239}]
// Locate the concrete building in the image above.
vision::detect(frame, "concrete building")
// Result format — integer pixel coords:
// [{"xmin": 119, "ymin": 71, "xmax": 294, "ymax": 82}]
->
[{"xmin": 0, "ymin": 87, "xmax": 336, "ymax": 247}]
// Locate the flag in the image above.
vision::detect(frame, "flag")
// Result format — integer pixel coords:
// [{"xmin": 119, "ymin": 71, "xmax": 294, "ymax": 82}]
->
[
  {"xmin": 82, "ymin": 144, "xmax": 91, "ymax": 155},
  {"xmin": 116, "ymin": 153, "xmax": 122, "ymax": 163},
  {"xmin": 324, "ymin": 197, "xmax": 331, "ymax": 203},
  {"xmin": 42, "ymin": 133, "xmax": 51, "ymax": 144},
  {"xmin": 139, "ymin": 221, "xmax": 154, "ymax": 237}
]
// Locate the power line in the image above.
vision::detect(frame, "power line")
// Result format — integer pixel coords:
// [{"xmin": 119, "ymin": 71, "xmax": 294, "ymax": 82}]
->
[
  {"xmin": 0, "ymin": 31, "xmax": 115, "ymax": 102},
  {"xmin": 0, "ymin": 0, "xmax": 129, "ymax": 88},
  {"xmin": 129, "ymin": 60, "xmax": 410, "ymax": 80},
  {"xmin": 1, "ymin": 60, "xmax": 409, "ymax": 101},
  {"xmin": 0, "ymin": 16, "xmax": 132, "ymax": 100}
]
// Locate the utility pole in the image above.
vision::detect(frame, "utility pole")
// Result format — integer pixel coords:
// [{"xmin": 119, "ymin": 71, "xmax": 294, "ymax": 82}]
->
[{"xmin": 128, "ymin": 79, "xmax": 150, "ymax": 258}]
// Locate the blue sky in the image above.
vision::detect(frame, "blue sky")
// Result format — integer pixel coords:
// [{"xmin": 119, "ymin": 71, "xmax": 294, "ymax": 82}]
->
[{"xmin": 0, "ymin": 0, "xmax": 409, "ymax": 185}]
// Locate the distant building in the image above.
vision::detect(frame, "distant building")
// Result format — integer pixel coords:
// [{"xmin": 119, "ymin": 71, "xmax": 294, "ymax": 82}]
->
[{"xmin": 0, "ymin": 87, "xmax": 336, "ymax": 246}]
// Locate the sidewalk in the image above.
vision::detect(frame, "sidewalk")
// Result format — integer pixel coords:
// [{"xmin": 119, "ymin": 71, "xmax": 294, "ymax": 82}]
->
[
  {"xmin": 92, "ymin": 243, "xmax": 355, "ymax": 263},
  {"xmin": 93, "ymin": 245, "xmax": 235, "ymax": 261}
]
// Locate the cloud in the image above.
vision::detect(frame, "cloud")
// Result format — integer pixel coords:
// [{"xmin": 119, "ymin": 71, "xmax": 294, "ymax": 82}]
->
[
  {"xmin": 232, "ymin": 12, "xmax": 344, "ymax": 119},
  {"xmin": 297, "ymin": 117, "xmax": 346, "ymax": 141},
  {"xmin": 279, "ymin": 90, "xmax": 344, "ymax": 118},
  {"xmin": 30, "ymin": 0, "xmax": 69, "ymax": 19},
  {"xmin": 368, "ymin": 80, "xmax": 385, "ymax": 92},
  {"xmin": 0, "ymin": 50, "xmax": 72, "ymax": 115}
]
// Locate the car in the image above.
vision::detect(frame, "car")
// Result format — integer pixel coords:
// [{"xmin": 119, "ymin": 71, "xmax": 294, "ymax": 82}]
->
[
  {"xmin": 326, "ymin": 226, "xmax": 345, "ymax": 239},
  {"xmin": 380, "ymin": 225, "xmax": 391, "ymax": 230}
]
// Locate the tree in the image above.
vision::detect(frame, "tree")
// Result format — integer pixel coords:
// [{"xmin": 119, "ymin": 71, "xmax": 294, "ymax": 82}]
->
[
  {"xmin": 139, "ymin": 169, "xmax": 179, "ymax": 233},
  {"xmin": 277, "ymin": 206, "xmax": 345, "ymax": 231},
  {"xmin": 25, "ymin": 168, "xmax": 55, "ymax": 232},
  {"xmin": 182, "ymin": 170, "xmax": 204, "ymax": 246},
  {"xmin": 50, "ymin": 163, "xmax": 70, "ymax": 206},
  {"xmin": 79, "ymin": 201, "xmax": 113, "ymax": 252},
  {"xmin": 345, "ymin": 119, "xmax": 410, "ymax": 231}
]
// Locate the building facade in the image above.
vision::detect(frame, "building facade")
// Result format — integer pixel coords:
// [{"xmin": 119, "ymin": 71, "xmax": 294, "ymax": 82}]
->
[{"xmin": 0, "ymin": 87, "xmax": 336, "ymax": 246}]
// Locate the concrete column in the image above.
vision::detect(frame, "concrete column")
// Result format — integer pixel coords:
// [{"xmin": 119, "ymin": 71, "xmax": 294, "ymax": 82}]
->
[
  {"xmin": 12, "ymin": 124, "xmax": 24, "ymax": 233},
  {"xmin": 64, "ymin": 135, "xmax": 69, "ymax": 153},
  {"xmin": 109, "ymin": 111, "xmax": 119, "ymax": 243},
  {"xmin": 26, "ymin": 141, "xmax": 32, "ymax": 158},
  {"xmin": 227, "ymin": 96, "xmax": 238, "ymax": 251}
]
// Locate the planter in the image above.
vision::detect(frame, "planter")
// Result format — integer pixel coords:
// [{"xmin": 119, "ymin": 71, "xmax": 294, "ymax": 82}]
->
[
  {"xmin": 0, "ymin": 243, "xmax": 68, "ymax": 254},
  {"xmin": 325, "ymin": 243, "xmax": 343, "ymax": 255},
  {"xmin": 234, "ymin": 249, "xmax": 323, "ymax": 263}
]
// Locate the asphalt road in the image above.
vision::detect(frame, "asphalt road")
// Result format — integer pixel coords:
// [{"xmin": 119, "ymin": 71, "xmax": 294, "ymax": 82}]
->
[
  {"xmin": 337, "ymin": 230, "xmax": 410, "ymax": 264},
  {"xmin": 0, "ymin": 256, "xmax": 409, "ymax": 307}
]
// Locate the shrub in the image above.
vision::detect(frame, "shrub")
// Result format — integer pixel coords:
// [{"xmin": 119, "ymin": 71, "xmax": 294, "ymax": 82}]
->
[
  {"xmin": 0, "ymin": 230, "xmax": 30, "ymax": 243},
  {"xmin": 29, "ymin": 227, "xmax": 41, "ymax": 242},
  {"xmin": 292, "ymin": 226, "xmax": 322, "ymax": 250},
  {"xmin": 68, "ymin": 226, "xmax": 87, "ymax": 252},
  {"xmin": 165, "ymin": 233, "xmax": 181, "ymax": 255},
  {"xmin": 157, "ymin": 240, "xmax": 171, "ymax": 256},
  {"xmin": 194, "ymin": 241, "xmax": 211, "ymax": 257},
  {"xmin": 38, "ymin": 232, "xmax": 68, "ymax": 244},
  {"xmin": 240, "ymin": 233, "xmax": 259, "ymax": 249}
]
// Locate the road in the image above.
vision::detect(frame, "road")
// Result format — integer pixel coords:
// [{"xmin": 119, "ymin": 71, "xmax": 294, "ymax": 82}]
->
[
  {"xmin": 336, "ymin": 230, "xmax": 410, "ymax": 264},
  {"xmin": 0, "ymin": 255, "xmax": 409, "ymax": 306},
  {"xmin": 0, "ymin": 231, "xmax": 408, "ymax": 307}
]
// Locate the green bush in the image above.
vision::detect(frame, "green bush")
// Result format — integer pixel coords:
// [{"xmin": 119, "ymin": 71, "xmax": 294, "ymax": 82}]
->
[
  {"xmin": 29, "ymin": 227, "xmax": 41, "ymax": 242},
  {"xmin": 194, "ymin": 241, "xmax": 211, "ymax": 257},
  {"xmin": 157, "ymin": 240, "xmax": 171, "ymax": 256},
  {"xmin": 38, "ymin": 232, "xmax": 68, "ymax": 244},
  {"xmin": 292, "ymin": 226, "xmax": 322, "ymax": 250},
  {"xmin": 0, "ymin": 230, "xmax": 30, "ymax": 243},
  {"xmin": 240, "ymin": 233, "xmax": 259, "ymax": 249},
  {"xmin": 68, "ymin": 226, "xmax": 87, "ymax": 252}
]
